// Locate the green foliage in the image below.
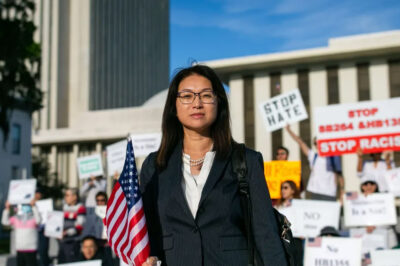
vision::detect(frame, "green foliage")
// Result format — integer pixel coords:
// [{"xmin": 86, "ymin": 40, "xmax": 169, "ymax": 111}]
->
[{"xmin": 0, "ymin": 0, "xmax": 42, "ymax": 143}]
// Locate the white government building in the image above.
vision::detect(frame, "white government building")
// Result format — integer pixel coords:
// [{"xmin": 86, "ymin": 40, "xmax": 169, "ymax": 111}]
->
[{"xmin": 33, "ymin": 29, "xmax": 400, "ymax": 193}]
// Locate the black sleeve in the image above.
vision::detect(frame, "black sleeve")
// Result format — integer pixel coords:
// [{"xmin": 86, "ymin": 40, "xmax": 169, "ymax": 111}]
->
[{"xmin": 248, "ymin": 151, "xmax": 288, "ymax": 266}]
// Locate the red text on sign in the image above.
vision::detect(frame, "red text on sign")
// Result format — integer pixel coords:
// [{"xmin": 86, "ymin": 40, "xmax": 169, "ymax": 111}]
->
[{"xmin": 348, "ymin": 108, "xmax": 378, "ymax": 118}]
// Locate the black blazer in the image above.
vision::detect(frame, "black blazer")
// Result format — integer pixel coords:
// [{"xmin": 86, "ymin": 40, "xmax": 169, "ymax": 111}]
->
[{"xmin": 140, "ymin": 142, "xmax": 287, "ymax": 266}]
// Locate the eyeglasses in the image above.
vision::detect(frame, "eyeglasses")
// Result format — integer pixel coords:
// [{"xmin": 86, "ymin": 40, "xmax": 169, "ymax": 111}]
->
[
  {"xmin": 177, "ymin": 90, "xmax": 216, "ymax": 104},
  {"xmin": 281, "ymin": 186, "xmax": 290, "ymax": 190},
  {"xmin": 276, "ymin": 152, "xmax": 287, "ymax": 156},
  {"xmin": 96, "ymin": 198, "xmax": 106, "ymax": 203}
]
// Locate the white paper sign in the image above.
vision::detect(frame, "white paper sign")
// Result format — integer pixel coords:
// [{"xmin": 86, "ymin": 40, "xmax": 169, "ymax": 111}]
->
[
  {"xmin": 95, "ymin": 206, "xmax": 107, "ymax": 219},
  {"xmin": 106, "ymin": 140, "xmax": 127, "ymax": 177},
  {"xmin": 77, "ymin": 154, "xmax": 104, "ymax": 179},
  {"xmin": 57, "ymin": 260, "xmax": 102, "ymax": 266},
  {"xmin": 130, "ymin": 133, "xmax": 161, "ymax": 157},
  {"xmin": 259, "ymin": 88, "xmax": 308, "ymax": 132},
  {"xmin": 371, "ymin": 249, "xmax": 400, "ymax": 266},
  {"xmin": 314, "ymin": 97, "xmax": 400, "ymax": 156},
  {"xmin": 385, "ymin": 168, "xmax": 400, "ymax": 197},
  {"xmin": 349, "ymin": 228, "xmax": 388, "ymax": 255},
  {"xmin": 44, "ymin": 211, "xmax": 64, "ymax": 239},
  {"xmin": 35, "ymin": 199, "xmax": 53, "ymax": 224},
  {"xmin": 279, "ymin": 199, "xmax": 341, "ymax": 238},
  {"xmin": 304, "ymin": 237, "xmax": 362, "ymax": 266},
  {"xmin": 7, "ymin": 179, "xmax": 37, "ymax": 204},
  {"xmin": 343, "ymin": 192, "xmax": 397, "ymax": 227}
]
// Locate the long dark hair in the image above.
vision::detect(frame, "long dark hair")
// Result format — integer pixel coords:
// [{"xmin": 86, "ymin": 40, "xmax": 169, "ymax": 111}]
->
[
  {"xmin": 156, "ymin": 65, "xmax": 232, "ymax": 170},
  {"xmin": 277, "ymin": 180, "xmax": 300, "ymax": 206}
]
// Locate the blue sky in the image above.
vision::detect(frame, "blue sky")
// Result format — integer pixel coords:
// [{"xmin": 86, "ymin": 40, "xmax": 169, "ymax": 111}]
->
[{"xmin": 170, "ymin": 0, "xmax": 400, "ymax": 77}]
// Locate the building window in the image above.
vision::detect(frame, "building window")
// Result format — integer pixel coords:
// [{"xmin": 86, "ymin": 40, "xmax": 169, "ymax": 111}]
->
[
  {"xmin": 11, "ymin": 124, "xmax": 21, "ymax": 155},
  {"xmin": 357, "ymin": 63, "xmax": 370, "ymax": 101},
  {"xmin": 270, "ymin": 72, "xmax": 282, "ymax": 159},
  {"xmin": 327, "ymin": 66, "xmax": 339, "ymax": 104},
  {"xmin": 11, "ymin": 166, "xmax": 20, "ymax": 179}
]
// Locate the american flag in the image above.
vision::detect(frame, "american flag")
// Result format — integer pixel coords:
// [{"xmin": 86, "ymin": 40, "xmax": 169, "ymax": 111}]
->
[
  {"xmin": 346, "ymin": 191, "xmax": 358, "ymax": 200},
  {"xmin": 104, "ymin": 140, "xmax": 150, "ymax": 265},
  {"xmin": 307, "ymin": 237, "xmax": 322, "ymax": 247}
]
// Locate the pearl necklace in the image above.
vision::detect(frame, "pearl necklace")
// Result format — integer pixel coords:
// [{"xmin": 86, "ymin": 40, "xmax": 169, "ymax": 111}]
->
[{"xmin": 183, "ymin": 155, "xmax": 205, "ymax": 167}]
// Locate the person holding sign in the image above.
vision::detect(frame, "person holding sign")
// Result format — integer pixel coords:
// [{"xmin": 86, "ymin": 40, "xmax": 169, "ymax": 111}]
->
[
  {"xmin": 140, "ymin": 65, "xmax": 287, "ymax": 265},
  {"xmin": 80, "ymin": 175, "xmax": 107, "ymax": 208},
  {"xmin": 1, "ymin": 199, "xmax": 41, "ymax": 266},
  {"xmin": 357, "ymin": 148, "xmax": 395, "ymax": 192},
  {"xmin": 286, "ymin": 125, "xmax": 344, "ymax": 201}
]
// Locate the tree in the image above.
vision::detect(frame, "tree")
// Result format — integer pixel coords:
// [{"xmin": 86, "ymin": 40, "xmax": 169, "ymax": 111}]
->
[{"xmin": 0, "ymin": 0, "xmax": 42, "ymax": 144}]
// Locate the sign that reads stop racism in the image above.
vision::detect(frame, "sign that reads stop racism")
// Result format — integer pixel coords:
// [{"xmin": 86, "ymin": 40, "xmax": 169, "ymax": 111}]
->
[{"xmin": 314, "ymin": 97, "xmax": 400, "ymax": 156}]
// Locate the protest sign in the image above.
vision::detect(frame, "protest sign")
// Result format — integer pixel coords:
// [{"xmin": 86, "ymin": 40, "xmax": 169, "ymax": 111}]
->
[
  {"xmin": 77, "ymin": 154, "xmax": 104, "ymax": 179},
  {"xmin": 370, "ymin": 249, "xmax": 400, "ymax": 266},
  {"xmin": 279, "ymin": 199, "xmax": 341, "ymax": 238},
  {"xmin": 304, "ymin": 237, "xmax": 362, "ymax": 266},
  {"xmin": 259, "ymin": 88, "xmax": 308, "ymax": 132},
  {"xmin": 95, "ymin": 206, "xmax": 107, "ymax": 219},
  {"xmin": 35, "ymin": 199, "xmax": 53, "ymax": 224},
  {"xmin": 106, "ymin": 140, "xmax": 126, "ymax": 177},
  {"xmin": 314, "ymin": 97, "xmax": 400, "ymax": 156},
  {"xmin": 343, "ymin": 192, "xmax": 397, "ymax": 227},
  {"xmin": 7, "ymin": 179, "xmax": 37, "ymax": 204},
  {"xmin": 44, "ymin": 211, "xmax": 64, "ymax": 239},
  {"xmin": 57, "ymin": 261, "xmax": 102, "ymax": 266},
  {"xmin": 130, "ymin": 133, "xmax": 161, "ymax": 157},
  {"xmin": 264, "ymin": 161, "xmax": 301, "ymax": 199},
  {"xmin": 385, "ymin": 168, "xmax": 400, "ymax": 197},
  {"xmin": 349, "ymin": 228, "xmax": 388, "ymax": 255}
]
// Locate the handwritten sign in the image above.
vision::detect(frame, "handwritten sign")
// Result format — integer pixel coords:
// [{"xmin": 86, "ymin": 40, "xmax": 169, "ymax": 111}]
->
[
  {"xmin": 385, "ymin": 168, "xmax": 400, "ymax": 197},
  {"xmin": 259, "ymin": 88, "xmax": 308, "ymax": 132},
  {"xmin": 130, "ymin": 133, "xmax": 161, "ymax": 157},
  {"xmin": 106, "ymin": 140, "xmax": 126, "ymax": 177},
  {"xmin": 44, "ymin": 211, "xmax": 64, "ymax": 239},
  {"xmin": 264, "ymin": 161, "xmax": 301, "ymax": 199},
  {"xmin": 314, "ymin": 98, "xmax": 400, "ymax": 156},
  {"xmin": 279, "ymin": 199, "xmax": 341, "ymax": 238},
  {"xmin": 371, "ymin": 249, "xmax": 400, "ymax": 266},
  {"xmin": 77, "ymin": 154, "xmax": 104, "ymax": 179},
  {"xmin": 343, "ymin": 192, "xmax": 397, "ymax": 227},
  {"xmin": 7, "ymin": 179, "xmax": 37, "ymax": 204},
  {"xmin": 349, "ymin": 228, "xmax": 388, "ymax": 255},
  {"xmin": 304, "ymin": 237, "xmax": 362, "ymax": 266},
  {"xmin": 35, "ymin": 199, "xmax": 53, "ymax": 224}
]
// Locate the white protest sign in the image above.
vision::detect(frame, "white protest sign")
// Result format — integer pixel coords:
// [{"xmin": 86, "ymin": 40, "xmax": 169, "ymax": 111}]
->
[
  {"xmin": 57, "ymin": 260, "xmax": 102, "ymax": 266},
  {"xmin": 77, "ymin": 154, "xmax": 104, "ymax": 179},
  {"xmin": 7, "ymin": 179, "xmax": 37, "ymax": 204},
  {"xmin": 130, "ymin": 133, "xmax": 161, "ymax": 157},
  {"xmin": 385, "ymin": 168, "xmax": 400, "ymax": 197},
  {"xmin": 95, "ymin": 206, "xmax": 107, "ymax": 219},
  {"xmin": 349, "ymin": 228, "xmax": 388, "ymax": 255},
  {"xmin": 259, "ymin": 88, "xmax": 308, "ymax": 132},
  {"xmin": 45, "ymin": 211, "xmax": 64, "ymax": 239},
  {"xmin": 371, "ymin": 249, "xmax": 400, "ymax": 266},
  {"xmin": 304, "ymin": 237, "xmax": 362, "ymax": 266},
  {"xmin": 314, "ymin": 97, "xmax": 400, "ymax": 156},
  {"xmin": 35, "ymin": 199, "xmax": 53, "ymax": 224},
  {"xmin": 106, "ymin": 140, "xmax": 126, "ymax": 177},
  {"xmin": 281, "ymin": 199, "xmax": 341, "ymax": 238},
  {"xmin": 343, "ymin": 192, "xmax": 397, "ymax": 227}
]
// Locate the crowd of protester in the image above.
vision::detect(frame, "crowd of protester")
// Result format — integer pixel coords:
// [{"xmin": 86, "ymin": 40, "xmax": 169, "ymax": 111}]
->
[{"xmin": 1, "ymin": 131, "xmax": 399, "ymax": 265}]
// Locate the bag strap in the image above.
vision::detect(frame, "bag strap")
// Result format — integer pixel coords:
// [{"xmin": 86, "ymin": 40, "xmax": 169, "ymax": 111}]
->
[{"xmin": 231, "ymin": 143, "xmax": 254, "ymax": 266}]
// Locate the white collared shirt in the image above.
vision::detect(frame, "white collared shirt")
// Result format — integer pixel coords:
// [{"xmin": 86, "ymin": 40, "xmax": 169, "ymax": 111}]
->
[{"xmin": 181, "ymin": 151, "xmax": 216, "ymax": 218}]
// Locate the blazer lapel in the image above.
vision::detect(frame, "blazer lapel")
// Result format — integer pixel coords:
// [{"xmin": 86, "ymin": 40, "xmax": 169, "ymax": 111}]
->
[
  {"xmin": 198, "ymin": 149, "xmax": 232, "ymax": 207},
  {"xmin": 161, "ymin": 142, "xmax": 193, "ymax": 220}
]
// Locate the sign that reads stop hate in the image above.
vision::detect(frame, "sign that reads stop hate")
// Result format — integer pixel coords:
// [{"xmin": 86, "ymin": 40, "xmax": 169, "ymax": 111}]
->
[{"xmin": 314, "ymin": 97, "xmax": 400, "ymax": 156}]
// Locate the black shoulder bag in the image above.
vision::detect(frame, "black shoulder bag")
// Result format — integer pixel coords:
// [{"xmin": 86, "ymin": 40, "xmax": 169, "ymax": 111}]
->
[{"xmin": 231, "ymin": 143, "xmax": 297, "ymax": 266}]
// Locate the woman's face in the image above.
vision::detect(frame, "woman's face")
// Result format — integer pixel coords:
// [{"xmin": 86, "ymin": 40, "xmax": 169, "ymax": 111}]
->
[
  {"xmin": 281, "ymin": 182, "xmax": 294, "ymax": 200},
  {"xmin": 361, "ymin": 182, "xmax": 377, "ymax": 195},
  {"xmin": 176, "ymin": 74, "xmax": 218, "ymax": 134}
]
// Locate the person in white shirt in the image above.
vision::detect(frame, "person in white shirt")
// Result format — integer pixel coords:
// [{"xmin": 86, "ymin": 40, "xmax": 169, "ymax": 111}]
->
[
  {"xmin": 286, "ymin": 125, "xmax": 344, "ymax": 201},
  {"xmin": 356, "ymin": 148, "xmax": 394, "ymax": 192},
  {"xmin": 80, "ymin": 175, "xmax": 107, "ymax": 208}
]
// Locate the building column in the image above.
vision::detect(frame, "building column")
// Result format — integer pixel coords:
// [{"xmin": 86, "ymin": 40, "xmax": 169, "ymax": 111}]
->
[
  {"xmin": 229, "ymin": 75, "xmax": 245, "ymax": 143},
  {"xmin": 309, "ymin": 66, "xmax": 328, "ymax": 137},
  {"xmin": 254, "ymin": 72, "xmax": 270, "ymax": 160},
  {"xmin": 281, "ymin": 69, "xmax": 300, "ymax": 161},
  {"xmin": 49, "ymin": 0, "xmax": 59, "ymax": 129},
  {"xmin": 369, "ymin": 59, "xmax": 390, "ymax": 100},
  {"xmin": 49, "ymin": 145, "xmax": 58, "ymax": 175},
  {"xmin": 69, "ymin": 144, "xmax": 79, "ymax": 188},
  {"xmin": 338, "ymin": 63, "xmax": 358, "ymax": 192},
  {"xmin": 40, "ymin": 0, "xmax": 51, "ymax": 130}
]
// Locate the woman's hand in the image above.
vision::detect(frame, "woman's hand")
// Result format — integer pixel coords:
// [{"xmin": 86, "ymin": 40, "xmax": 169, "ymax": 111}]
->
[
  {"xmin": 356, "ymin": 148, "xmax": 363, "ymax": 158},
  {"xmin": 366, "ymin": 226, "xmax": 376, "ymax": 233},
  {"xmin": 141, "ymin": 257, "xmax": 158, "ymax": 266},
  {"xmin": 4, "ymin": 200, "xmax": 10, "ymax": 210}
]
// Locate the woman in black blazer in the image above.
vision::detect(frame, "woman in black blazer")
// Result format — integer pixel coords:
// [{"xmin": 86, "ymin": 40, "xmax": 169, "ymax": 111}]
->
[{"xmin": 140, "ymin": 65, "xmax": 287, "ymax": 266}]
